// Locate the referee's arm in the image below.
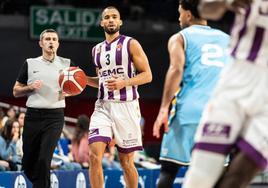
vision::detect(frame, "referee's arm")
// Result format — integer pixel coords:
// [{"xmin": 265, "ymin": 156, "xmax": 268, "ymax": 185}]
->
[
  {"xmin": 13, "ymin": 60, "xmax": 42, "ymax": 98},
  {"xmin": 13, "ymin": 81, "xmax": 41, "ymax": 98}
]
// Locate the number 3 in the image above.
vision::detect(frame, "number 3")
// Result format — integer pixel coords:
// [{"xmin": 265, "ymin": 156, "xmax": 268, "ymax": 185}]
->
[{"xmin": 105, "ymin": 54, "xmax": 110, "ymax": 65}]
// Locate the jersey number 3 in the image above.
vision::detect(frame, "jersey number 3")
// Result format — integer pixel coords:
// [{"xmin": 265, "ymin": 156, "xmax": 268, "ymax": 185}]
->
[
  {"xmin": 105, "ymin": 54, "xmax": 110, "ymax": 65},
  {"xmin": 201, "ymin": 44, "xmax": 225, "ymax": 67}
]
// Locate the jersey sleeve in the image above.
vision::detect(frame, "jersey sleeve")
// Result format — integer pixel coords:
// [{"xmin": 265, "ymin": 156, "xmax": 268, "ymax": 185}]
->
[
  {"xmin": 91, "ymin": 46, "xmax": 98, "ymax": 67},
  {"xmin": 16, "ymin": 60, "xmax": 28, "ymax": 85}
]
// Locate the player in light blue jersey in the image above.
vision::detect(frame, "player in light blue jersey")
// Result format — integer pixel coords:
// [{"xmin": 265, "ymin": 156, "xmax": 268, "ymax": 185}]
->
[{"xmin": 153, "ymin": 0, "xmax": 230, "ymax": 187}]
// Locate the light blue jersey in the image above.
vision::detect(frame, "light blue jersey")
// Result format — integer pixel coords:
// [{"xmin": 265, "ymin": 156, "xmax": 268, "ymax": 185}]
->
[
  {"xmin": 176, "ymin": 25, "xmax": 230, "ymax": 125},
  {"xmin": 160, "ymin": 25, "xmax": 230, "ymax": 164}
]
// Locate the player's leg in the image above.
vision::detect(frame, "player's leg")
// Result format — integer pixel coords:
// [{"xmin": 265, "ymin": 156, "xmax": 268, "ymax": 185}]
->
[
  {"xmin": 157, "ymin": 161, "xmax": 180, "ymax": 188},
  {"xmin": 88, "ymin": 100, "xmax": 114, "ymax": 188},
  {"xmin": 183, "ymin": 95, "xmax": 245, "ymax": 187},
  {"xmin": 118, "ymin": 151, "xmax": 139, "ymax": 188},
  {"xmin": 22, "ymin": 109, "xmax": 41, "ymax": 182},
  {"xmin": 111, "ymin": 100, "xmax": 143, "ymax": 188},
  {"xmin": 183, "ymin": 109, "xmax": 240, "ymax": 188},
  {"xmin": 158, "ymin": 119, "xmax": 198, "ymax": 187},
  {"xmin": 34, "ymin": 111, "xmax": 64, "ymax": 188},
  {"xmin": 215, "ymin": 151, "xmax": 261, "ymax": 188},
  {"xmin": 216, "ymin": 103, "xmax": 268, "ymax": 188},
  {"xmin": 88, "ymin": 142, "xmax": 107, "ymax": 188},
  {"xmin": 183, "ymin": 150, "xmax": 226, "ymax": 188}
]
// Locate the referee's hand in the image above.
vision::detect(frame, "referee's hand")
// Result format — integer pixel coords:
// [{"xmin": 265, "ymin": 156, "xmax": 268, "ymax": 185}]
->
[{"xmin": 29, "ymin": 80, "xmax": 42, "ymax": 91}]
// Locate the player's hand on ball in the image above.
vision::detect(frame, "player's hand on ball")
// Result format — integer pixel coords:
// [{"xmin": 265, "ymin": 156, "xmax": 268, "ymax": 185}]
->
[
  {"xmin": 105, "ymin": 75, "xmax": 126, "ymax": 91},
  {"xmin": 62, "ymin": 91, "xmax": 72, "ymax": 97},
  {"xmin": 58, "ymin": 91, "xmax": 74, "ymax": 101}
]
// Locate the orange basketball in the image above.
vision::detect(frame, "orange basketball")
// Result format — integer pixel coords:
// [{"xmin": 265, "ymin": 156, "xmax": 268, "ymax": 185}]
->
[{"xmin": 58, "ymin": 67, "xmax": 87, "ymax": 95}]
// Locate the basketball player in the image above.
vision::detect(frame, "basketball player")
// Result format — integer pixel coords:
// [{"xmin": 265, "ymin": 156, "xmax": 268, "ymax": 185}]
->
[
  {"xmin": 86, "ymin": 6, "xmax": 152, "ymax": 188},
  {"xmin": 183, "ymin": 0, "xmax": 268, "ymax": 188},
  {"xmin": 13, "ymin": 29, "xmax": 74, "ymax": 188},
  {"xmin": 152, "ymin": 0, "xmax": 230, "ymax": 187}
]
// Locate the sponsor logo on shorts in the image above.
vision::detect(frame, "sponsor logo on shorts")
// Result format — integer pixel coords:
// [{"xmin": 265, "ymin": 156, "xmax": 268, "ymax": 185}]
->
[
  {"xmin": 89, "ymin": 129, "xmax": 99, "ymax": 137},
  {"xmin": 202, "ymin": 123, "xmax": 231, "ymax": 138},
  {"xmin": 122, "ymin": 138, "xmax": 138, "ymax": 147}
]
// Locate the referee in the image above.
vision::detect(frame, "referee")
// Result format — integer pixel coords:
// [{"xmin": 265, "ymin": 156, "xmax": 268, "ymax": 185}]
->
[{"xmin": 13, "ymin": 29, "xmax": 74, "ymax": 188}]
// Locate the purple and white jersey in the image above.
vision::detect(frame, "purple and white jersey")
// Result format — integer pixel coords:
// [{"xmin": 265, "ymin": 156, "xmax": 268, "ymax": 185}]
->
[
  {"xmin": 230, "ymin": 0, "xmax": 268, "ymax": 67},
  {"xmin": 92, "ymin": 35, "xmax": 139, "ymax": 101}
]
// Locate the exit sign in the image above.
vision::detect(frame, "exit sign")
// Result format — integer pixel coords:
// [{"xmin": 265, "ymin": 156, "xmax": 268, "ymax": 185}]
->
[{"xmin": 30, "ymin": 6, "xmax": 104, "ymax": 41}]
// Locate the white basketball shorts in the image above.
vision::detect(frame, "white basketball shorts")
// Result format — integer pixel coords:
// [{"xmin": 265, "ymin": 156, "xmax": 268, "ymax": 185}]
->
[
  {"xmin": 194, "ymin": 59, "xmax": 268, "ymax": 170},
  {"xmin": 88, "ymin": 99, "xmax": 143, "ymax": 153}
]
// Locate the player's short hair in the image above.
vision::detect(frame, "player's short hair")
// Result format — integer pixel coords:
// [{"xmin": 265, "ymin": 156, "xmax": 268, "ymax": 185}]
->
[
  {"xmin": 180, "ymin": 0, "xmax": 200, "ymax": 18},
  {"xmin": 101, "ymin": 6, "xmax": 121, "ymax": 19},
  {"xmin": 39, "ymin": 29, "xmax": 59, "ymax": 41}
]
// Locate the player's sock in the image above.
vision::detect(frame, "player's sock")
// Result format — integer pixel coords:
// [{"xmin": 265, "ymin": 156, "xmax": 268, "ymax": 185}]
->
[
  {"xmin": 182, "ymin": 150, "xmax": 226, "ymax": 188},
  {"xmin": 157, "ymin": 161, "xmax": 180, "ymax": 188}
]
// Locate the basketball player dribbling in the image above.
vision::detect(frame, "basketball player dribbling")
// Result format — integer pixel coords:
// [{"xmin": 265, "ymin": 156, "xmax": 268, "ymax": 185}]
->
[
  {"xmin": 85, "ymin": 6, "xmax": 152, "ymax": 188},
  {"xmin": 183, "ymin": 0, "xmax": 268, "ymax": 187}
]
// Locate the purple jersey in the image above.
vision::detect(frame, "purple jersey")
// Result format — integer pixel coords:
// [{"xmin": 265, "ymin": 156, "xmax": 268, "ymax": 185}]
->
[
  {"xmin": 230, "ymin": 0, "xmax": 268, "ymax": 67},
  {"xmin": 92, "ymin": 35, "xmax": 139, "ymax": 101}
]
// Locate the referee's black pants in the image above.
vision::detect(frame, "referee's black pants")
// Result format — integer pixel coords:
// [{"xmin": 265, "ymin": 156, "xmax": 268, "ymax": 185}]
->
[{"xmin": 22, "ymin": 108, "xmax": 64, "ymax": 188}]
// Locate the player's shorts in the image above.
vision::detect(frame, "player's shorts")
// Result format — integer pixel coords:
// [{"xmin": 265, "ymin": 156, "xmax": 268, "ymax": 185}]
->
[
  {"xmin": 89, "ymin": 99, "xmax": 143, "ymax": 153},
  {"xmin": 194, "ymin": 59, "xmax": 268, "ymax": 170},
  {"xmin": 160, "ymin": 113, "xmax": 198, "ymax": 165}
]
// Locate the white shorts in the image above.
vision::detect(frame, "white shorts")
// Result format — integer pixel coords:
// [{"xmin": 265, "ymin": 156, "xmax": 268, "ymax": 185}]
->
[
  {"xmin": 89, "ymin": 99, "xmax": 143, "ymax": 153},
  {"xmin": 194, "ymin": 60, "xmax": 268, "ymax": 170}
]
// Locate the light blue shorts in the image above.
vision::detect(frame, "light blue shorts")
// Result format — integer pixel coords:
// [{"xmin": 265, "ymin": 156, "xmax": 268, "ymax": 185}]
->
[{"xmin": 159, "ymin": 116, "xmax": 198, "ymax": 165}]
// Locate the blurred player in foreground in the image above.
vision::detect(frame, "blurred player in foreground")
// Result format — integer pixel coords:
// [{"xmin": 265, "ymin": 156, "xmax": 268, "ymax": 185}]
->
[{"xmin": 183, "ymin": 0, "xmax": 268, "ymax": 187}]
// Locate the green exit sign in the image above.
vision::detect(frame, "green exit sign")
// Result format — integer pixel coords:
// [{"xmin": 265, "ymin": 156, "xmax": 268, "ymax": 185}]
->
[{"xmin": 30, "ymin": 6, "xmax": 104, "ymax": 41}]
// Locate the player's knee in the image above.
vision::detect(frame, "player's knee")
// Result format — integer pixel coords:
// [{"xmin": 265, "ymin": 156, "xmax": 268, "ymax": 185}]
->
[
  {"xmin": 89, "ymin": 152, "xmax": 102, "ymax": 168},
  {"xmin": 217, "ymin": 152, "xmax": 262, "ymax": 187},
  {"xmin": 120, "ymin": 157, "xmax": 135, "ymax": 171}
]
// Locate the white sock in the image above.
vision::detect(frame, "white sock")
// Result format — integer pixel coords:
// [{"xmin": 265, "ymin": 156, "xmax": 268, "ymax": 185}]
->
[{"xmin": 182, "ymin": 150, "xmax": 226, "ymax": 188}]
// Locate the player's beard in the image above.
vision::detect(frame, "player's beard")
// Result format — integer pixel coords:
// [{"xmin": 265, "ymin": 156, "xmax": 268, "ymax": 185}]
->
[{"xmin": 103, "ymin": 26, "xmax": 120, "ymax": 35}]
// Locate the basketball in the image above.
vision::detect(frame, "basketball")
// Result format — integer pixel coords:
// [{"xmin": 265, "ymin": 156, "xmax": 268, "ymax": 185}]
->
[{"xmin": 58, "ymin": 67, "xmax": 87, "ymax": 95}]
